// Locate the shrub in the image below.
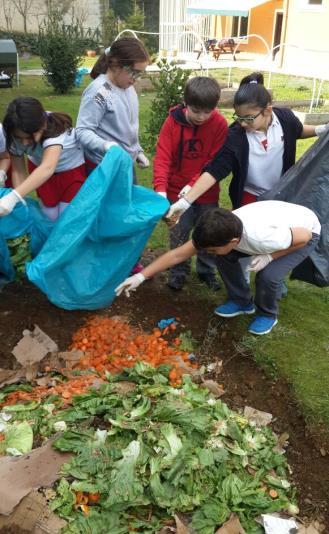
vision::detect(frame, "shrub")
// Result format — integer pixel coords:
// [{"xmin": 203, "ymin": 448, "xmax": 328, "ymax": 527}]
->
[
  {"xmin": 0, "ymin": 31, "xmax": 39, "ymax": 54},
  {"xmin": 38, "ymin": 23, "xmax": 85, "ymax": 94},
  {"xmin": 142, "ymin": 59, "xmax": 191, "ymax": 153}
]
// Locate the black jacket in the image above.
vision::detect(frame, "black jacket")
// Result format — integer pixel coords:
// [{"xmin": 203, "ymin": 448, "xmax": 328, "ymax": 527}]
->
[{"xmin": 203, "ymin": 107, "xmax": 303, "ymax": 208}]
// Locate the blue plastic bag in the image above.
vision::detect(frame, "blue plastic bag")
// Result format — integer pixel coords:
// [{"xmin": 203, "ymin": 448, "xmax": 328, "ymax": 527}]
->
[
  {"xmin": 27, "ymin": 146, "xmax": 169, "ymax": 310},
  {"xmin": 0, "ymin": 190, "xmax": 53, "ymax": 284}
]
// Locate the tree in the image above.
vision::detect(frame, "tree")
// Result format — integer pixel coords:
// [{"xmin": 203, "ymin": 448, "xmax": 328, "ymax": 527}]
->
[
  {"xmin": 0, "ymin": 0, "xmax": 16, "ymax": 31},
  {"xmin": 12, "ymin": 0, "xmax": 35, "ymax": 32},
  {"xmin": 102, "ymin": 7, "xmax": 118, "ymax": 46},
  {"xmin": 121, "ymin": 1, "xmax": 145, "ymax": 33}
]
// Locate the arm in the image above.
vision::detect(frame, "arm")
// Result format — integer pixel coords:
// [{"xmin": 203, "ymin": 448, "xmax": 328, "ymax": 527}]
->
[
  {"xmin": 153, "ymin": 119, "xmax": 173, "ymax": 194},
  {"xmin": 10, "ymin": 155, "xmax": 28, "ymax": 188},
  {"xmin": 15, "ymin": 145, "xmax": 62, "ymax": 198},
  {"xmin": 271, "ymin": 227, "xmax": 312, "ymax": 259},
  {"xmin": 0, "ymin": 151, "xmax": 10, "ymax": 173},
  {"xmin": 115, "ymin": 241, "xmax": 196, "ymax": 296},
  {"xmin": 300, "ymin": 124, "xmax": 317, "ymax": 139},
  {"xmin": 76, "ymin": 95, "xmax": 109, "ymax": 156}
]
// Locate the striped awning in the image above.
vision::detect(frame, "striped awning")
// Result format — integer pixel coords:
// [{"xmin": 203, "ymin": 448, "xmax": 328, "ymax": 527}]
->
[{"xmin": 187, "ymin": 0, "xmax": 271, "ymax": 17}]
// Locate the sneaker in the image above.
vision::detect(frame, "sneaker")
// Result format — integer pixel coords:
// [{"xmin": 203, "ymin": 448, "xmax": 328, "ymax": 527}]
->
[
  {"xmin": 131, "ymin": 262, "xmax": 144, "ymax": 275},
  {"xmin": 214, "ymin": 300, "xmax": 255, "ymax": 318},
  {"xmin": 248, "ymin": 316, "xmax": 278, "ymax": 335},
  {"xmin": 198, "ymin": 273, "xmax": 221, "ymax": 291},
  {"xmin": 167, "ymin": 274, "xmax": 186, "ymax": 291}
]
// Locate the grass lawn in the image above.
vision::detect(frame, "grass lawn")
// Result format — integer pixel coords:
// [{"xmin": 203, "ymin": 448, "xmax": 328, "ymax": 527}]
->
[
  {"xmin": 19, "ymin": 54, "xmax": 99, "ymax": 71},
  {"xmin": 1, "ymin": 75, "xmax": 329, "ymax": 429}
]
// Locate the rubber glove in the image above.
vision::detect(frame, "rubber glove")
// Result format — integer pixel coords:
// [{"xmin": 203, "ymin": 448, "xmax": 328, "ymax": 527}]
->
[
  {"xmin": 104, "ymin": 141, "xmax": 119, "ymax": 152},
  {"xmin": 0, "ymin": 190, "xmax": 26, "ymax": 217},
  {"xmin": 0, "ymin": 170, "xmax": 7, "ymax": 187},
  {"xmin": 157, "ymin": 191, "xmax": 167, "ymax": 198},
  {"xmin": 247, "ymin": 254, "xmax": 273, "ymax": 272},
  {"xmin": 178, "ymin": 184, "xmax": 192, "ymax": 198},
  {"xmin": 136, "ymin": 152, "xmax": 150, "ymax": 169},
  {"xmin": 315, "ymin": 123, "xmax": 329, "ymax": 136},
  {"xmin": 115, "ymin": 272, "xmax": 146, "ymax": 297},
  {"xmin": 164, "ymin": 197, "xmax": 191, "ymax": 225}
]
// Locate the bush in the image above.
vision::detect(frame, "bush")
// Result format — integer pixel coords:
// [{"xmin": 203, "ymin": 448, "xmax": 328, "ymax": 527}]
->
[
  {"xmin": 142, "ymin": 59, "xmax": 191, "ymax": 153},
  {"xmin": 38, "ymin": 23, "xmax": 85, "ymax": 94},
  {"xmin": 0, "ymin": 31, "xmax": 39, "ymax": 54}
]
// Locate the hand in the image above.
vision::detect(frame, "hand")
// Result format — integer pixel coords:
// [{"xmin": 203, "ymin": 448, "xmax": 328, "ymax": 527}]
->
[
  {"xmin": 0, "ymin": 170, "xmax": 7, "ymax": 187},
  {"xmin": 115, "ymin": 272, "xmax": 145, "ymax": 297},
  {"xmin": 104, "ymin": 141, "xmax": 118, "ymax": 152},
  {"xmin": 315, "ymin": 123, "xmax": 329, "ymax": 136},
  {"xmin": 178, "ymin": 184, "xmax": 192, "ymax": 198},
  {"xmin": 157, "ymin": 191, "xmax": 167, "ymax": 198},
  {"xmin": 0, "ymin": 190, "xmax": 26, "ymax": 217},
  {"xmin": 164, "ymin": 197, "xmax": 191, "ymax": 227},
  {"xmin": 136, "ymin": 152, "xmax": 150, "ymax": 169},
  {"xmin": 247, "ymin": 254, "xmax": 273, "ymax": 272}
]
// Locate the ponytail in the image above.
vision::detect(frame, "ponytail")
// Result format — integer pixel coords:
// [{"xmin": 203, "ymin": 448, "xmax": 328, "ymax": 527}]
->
[
  {"xmin": 90, "ymin": 37, "xmax": 149, "ymax": 79},
  {"xmin": 234, "ymin": 71, "xmax": 271, "ymax": 108},
  {"xmin": 43, "ymin": 112, "xmax": 72, "ymax": 139}
]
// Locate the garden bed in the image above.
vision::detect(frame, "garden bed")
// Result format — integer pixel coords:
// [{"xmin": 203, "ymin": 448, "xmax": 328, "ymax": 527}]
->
[{"xmin": 0, "ymin": 264, "xmax": 328, "ymax": 530}]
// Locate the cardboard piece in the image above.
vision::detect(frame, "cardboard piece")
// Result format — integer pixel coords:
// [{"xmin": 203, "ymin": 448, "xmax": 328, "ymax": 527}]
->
[
  {"xmin": 12, "ymin": 326, "xmax": 58, "ymax": 368},
  {"xmin": 0, "ymin": 438, "xmax": 71, "ymax": 516},
  {"xmin": 215, "ymin": 515, "xmax": 246, "ymax": 534},
  {"xmin": 0, "ymin": 491, "xmax": 66, "ymax": 533},
  {"xmin": 244, "ymin": 406, "xmax": 273, "ymax": 427},
  {"xmin": 57, "ymin": 349, "xmax": 84, "ymax": 369},
  {"xmin": 201, "ymin": 379, "xmax": 225, "ymax": 398},
  {"xmin": 0, "ymin": 368, "xmax": 25, "ymax": 388}
]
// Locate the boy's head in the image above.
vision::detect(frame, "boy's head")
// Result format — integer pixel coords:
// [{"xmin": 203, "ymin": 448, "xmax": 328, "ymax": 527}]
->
[
  {"xmin": 192, "ymin": 208, "xmax": 243, "ymax": 255},
  {"xmin": 184, "ymin": 76, "xmax": 221, "ymax": 126}
]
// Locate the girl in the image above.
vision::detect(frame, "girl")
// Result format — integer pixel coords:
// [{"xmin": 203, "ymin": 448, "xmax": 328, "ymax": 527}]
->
[
  {"xmin": 0, "ymin": 123, "xmax": 11, "ymax": 187},
  {"xmin": 0, "ymin": 97, "xmax": 86, "ymax": 221},
  {"xmin": 76, "ymin": 37, "xmax": 150, "ymax": 273},
  {"xmin": 167, "ymin": 71, "xmax": 325, "ymax": 216},
  {"xmin": 76, "ymin": 37, "xmax": 150, "ymax": 176}
]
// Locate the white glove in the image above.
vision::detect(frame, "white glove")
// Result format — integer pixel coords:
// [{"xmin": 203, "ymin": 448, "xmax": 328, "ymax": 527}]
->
[
  {"xmin": 0, "ymin": 170, "xmax": 7, "ymax": 187},
  {"xmin": 136, "ymin": 152, "xmax": 150, "ymax": 169},
  {"xmin": 247, "ymin": 254, "xmax": 273, "ymax": 272},
  {"xmin": 178, "ymin": 184, "xmax": 192, "ymax": 198},
  {"xmin": 315, "ymin": 123, "xmax": 329, "ymax": 136},
  {"xmin": 104, "ymin": 141, "xmax": 118, "ymax": 152},
  {"xmin": 157, "ymin": 191, "xmax": 167, "ymax": 198},
  {"xmin": 165, "ymin": 197, "xmax": 191, "ymax": 223},
  {"xmin": 115, "ymin": 272, "xmax": 145, "ymax": 297},
  {"xmin": 0, "ymin": 190, "xmax": 26, "ymax": 217}
]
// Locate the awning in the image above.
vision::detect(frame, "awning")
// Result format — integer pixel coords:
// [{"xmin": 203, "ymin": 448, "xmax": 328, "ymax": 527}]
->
[{"xmin": 187, "ymin": 0, "xmax": 271, "ymax": 17}]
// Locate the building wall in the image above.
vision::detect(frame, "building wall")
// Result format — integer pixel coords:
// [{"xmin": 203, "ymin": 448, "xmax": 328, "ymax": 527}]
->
[{"xmin": 282, "ymin": 0, "xmax": 329, "ymax": 77}]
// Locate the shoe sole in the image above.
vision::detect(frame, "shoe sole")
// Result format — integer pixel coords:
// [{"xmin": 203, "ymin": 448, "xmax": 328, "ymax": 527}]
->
[
  {"xmin": 214, "ymin": 307, "xmax": 255, "ymax": 318},
  {"xmin": 248, "ymin": 318, "xmax": 278, "ymax": 335}
]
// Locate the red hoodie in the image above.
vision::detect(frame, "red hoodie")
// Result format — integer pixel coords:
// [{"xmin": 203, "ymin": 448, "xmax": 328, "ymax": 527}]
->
[{"xmin": 153, "ymin": 105, "xmax": 228, "ymax": 204}]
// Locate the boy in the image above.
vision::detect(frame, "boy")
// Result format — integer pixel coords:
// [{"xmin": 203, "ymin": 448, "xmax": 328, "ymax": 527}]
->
[
  {"xmin": 153, "ymin": 76, "xmax": 227, "ymax": 290},
  {"xmin": 115, "ymin": 201, "xmax": 321, "ymax": 336}
]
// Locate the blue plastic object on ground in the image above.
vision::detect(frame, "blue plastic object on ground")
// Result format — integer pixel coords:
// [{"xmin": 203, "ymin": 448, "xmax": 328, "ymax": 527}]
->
[
  {"xmin": 157, "ymin": 317, "xmax": 176, "ymax": 330},
  {"xmin": 27, "ymin": 146, "xmax": 169, "ymax": 310},
  {"xmin": 74, "ymin": 67, "xmax": 89, "ymax": 87}
]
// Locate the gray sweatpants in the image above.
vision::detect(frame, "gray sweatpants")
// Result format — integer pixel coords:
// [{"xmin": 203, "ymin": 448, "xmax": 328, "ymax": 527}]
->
[
  {"xmin": 215, "ymin": 234, "xmax": 319, "ymax": 318},
  {"xmin": 169, "ymin": 203, "xmax": 219, "ymax": 279}
]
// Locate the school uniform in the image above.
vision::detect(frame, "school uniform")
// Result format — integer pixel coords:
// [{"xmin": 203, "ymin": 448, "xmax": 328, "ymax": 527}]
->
[
  {"xmin": 216, "ymin": 201, "xmax": 321, "ymax": 319},
  {"xmin": 10, "ymin": 128, "xmax": 86, "ymax": 207}
]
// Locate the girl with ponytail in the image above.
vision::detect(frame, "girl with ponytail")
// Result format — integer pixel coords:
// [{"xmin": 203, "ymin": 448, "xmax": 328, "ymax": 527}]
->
[{"xmin": 1, "ymin": 97, "xmax": 86, "ymax": 221}]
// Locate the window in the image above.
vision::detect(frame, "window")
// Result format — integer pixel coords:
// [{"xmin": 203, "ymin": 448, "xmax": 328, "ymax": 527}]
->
[{"xmin": 231, "ymin": 15, "xmax": 249, "ymax": 38}]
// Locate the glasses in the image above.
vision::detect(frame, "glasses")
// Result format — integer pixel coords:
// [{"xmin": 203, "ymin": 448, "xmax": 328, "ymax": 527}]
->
[
  {"xmin": 123, "ymin": 66, "xmax": 144, "ymax": 80},
  {"xmin": 233, "ymin": 109, "xmax": 264, "ymax": 124}
]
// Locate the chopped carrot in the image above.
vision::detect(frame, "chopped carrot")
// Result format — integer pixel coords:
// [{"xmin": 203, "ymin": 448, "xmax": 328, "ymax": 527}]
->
[{"xmin": 269, "ymin": 489, "xmax": 278, "ymax": 499}]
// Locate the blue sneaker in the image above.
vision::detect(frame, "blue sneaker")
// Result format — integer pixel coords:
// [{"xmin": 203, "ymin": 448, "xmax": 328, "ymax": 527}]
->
[
  {"xmin": 214, "ymin": 300, "xmax": 255, "ymax": 318},
  {"xmin": 248, "ymin": 316, "xmax": 278, "ymax": 335}
]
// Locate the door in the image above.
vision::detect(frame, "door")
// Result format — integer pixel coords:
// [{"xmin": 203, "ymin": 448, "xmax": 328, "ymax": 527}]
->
[{"xmin": 273, "ymin": 11, "xmax": 283, "ymax": 59}]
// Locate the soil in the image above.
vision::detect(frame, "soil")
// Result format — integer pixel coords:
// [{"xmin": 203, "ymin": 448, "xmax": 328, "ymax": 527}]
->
[{"xmin": 0, "ymin": 274, "xmax": 328, "ymax": 529}]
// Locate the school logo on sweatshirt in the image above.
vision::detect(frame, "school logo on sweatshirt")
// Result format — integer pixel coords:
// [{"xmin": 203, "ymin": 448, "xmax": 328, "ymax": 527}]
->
[{"xmin": 182, "ymin": 138, "xmax": 204, "ymax": 159}]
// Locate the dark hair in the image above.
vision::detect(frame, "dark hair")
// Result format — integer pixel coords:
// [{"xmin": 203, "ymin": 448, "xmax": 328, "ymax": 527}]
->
[
  {"xmin": 184, "ymin": 76, "xmax": 221, "ymax": 110},
  {"xmin": 3, "ymin": 97, "xmax": 72, "ymax": 151},
  {"xmin": 234, "ymin": 71, "xmax": 272, "ymax": 108},
  {"xmin": 192, "ymin": 207, "xmax": 243, "ymax": 248},
  {"xmin": 90, "ymin": 37, "xmax": 149, "ymax": 79}
]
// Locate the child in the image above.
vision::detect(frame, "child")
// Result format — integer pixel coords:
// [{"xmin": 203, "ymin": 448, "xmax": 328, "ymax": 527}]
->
[
  {"xmin": 0, "ymin": 97, "xmax": 86, "ymax": 221},
  {"xmin": 166, "ymin": 71, "xmax": 327, "ymax": 219},
  {"xmin": 153, "ymin": 76, "xmax": 228, "ymax": 290},
  {"xmin": 0, "ymin": 123, "xmax": 11, "ymax": 187},
  {"xmin": 76, "ymin": 37, "xmax": 150, "ymax": 177},
  {"xmin": 115, "ymin": 200, "xmax": 321, "ymax": 335}
]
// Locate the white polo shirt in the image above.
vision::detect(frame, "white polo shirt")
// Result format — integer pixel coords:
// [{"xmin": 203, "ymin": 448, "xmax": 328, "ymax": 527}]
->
[
  {"xmin": 234, "ymin": 200, "xmax": 321, "ymax": 255},
  {"xmin": 245, "ymin": 112, "xmax": 284, "ymax": 196}
]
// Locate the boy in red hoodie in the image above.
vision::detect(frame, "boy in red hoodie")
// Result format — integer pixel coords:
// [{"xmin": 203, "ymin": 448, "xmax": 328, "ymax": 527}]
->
[{"xmin": 153, "ymin": 76, "xmax": 228, "ymax": 290}]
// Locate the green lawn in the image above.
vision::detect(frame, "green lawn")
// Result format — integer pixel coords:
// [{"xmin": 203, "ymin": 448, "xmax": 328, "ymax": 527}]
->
[
  {"xmin": 19, "ymin": 54, "xmax": 98, "ymax": 71},
  {"xmin": 1, "ymin": 75, "xmax": 329, "ymax": 430}
]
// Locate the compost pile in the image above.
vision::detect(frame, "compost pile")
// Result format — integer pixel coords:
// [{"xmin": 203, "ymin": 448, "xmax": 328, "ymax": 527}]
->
[{"xmin": 0, "ymin": 317, "xmax": 297, "ymax": 533}]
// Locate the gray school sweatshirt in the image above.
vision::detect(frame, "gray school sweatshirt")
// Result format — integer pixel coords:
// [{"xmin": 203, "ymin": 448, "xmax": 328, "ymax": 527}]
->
[{"xmin": 76, "ymin": 74, "xmax": 142, "ymax": 164}]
